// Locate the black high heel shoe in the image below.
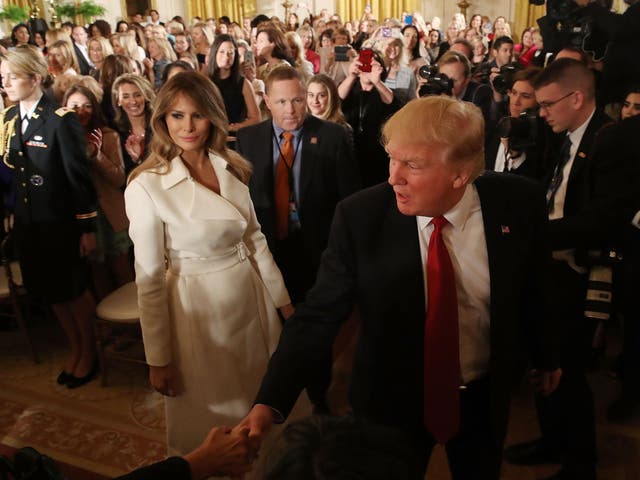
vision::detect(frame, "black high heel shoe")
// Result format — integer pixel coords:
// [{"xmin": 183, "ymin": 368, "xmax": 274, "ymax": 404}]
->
[
  {"xmin": 66, "ymin": 361, "xmax": 99, "ymax": 389},
  {"xmin": 56, "ymin": 371, "xmax": 73, "ymax": 385}
]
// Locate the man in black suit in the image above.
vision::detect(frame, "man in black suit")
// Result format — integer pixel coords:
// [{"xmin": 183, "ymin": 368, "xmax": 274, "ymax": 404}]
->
[
  {"xmin": 438, "ymin": 51, "xmax": 495, "ymax": 132},
  {"xmin": 237, "ymin": 95, "xmax": 561, "ymax": 480},
  {"xmin": 505, "ymin": 58, "xmax": 632, "ymax": 480},
  {"xmin": 236, "ymin": 66, "xmax": 359, "ymax": 304},
  {"xmin": 71, "ymin": 25, "xmax": 92, "ymax": 76}
]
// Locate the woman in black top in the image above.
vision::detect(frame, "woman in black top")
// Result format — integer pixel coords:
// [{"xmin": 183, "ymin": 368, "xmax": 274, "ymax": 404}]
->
[{"xmin": 207, "ymin": 35, "xmax": 260, "ymax": 139}]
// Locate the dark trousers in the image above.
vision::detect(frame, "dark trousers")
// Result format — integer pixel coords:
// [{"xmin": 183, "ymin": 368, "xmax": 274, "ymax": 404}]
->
[
  {"xmin": 414, "ymin": 378, "xmax": 504, "ymax": 480},
  {"xmin": 535, "ymin": 260, "xmax": 597, "ymax": 474}
]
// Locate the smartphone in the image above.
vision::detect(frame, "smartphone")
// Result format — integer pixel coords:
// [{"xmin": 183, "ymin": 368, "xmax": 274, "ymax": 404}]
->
[
  {"xmin": 405, "ymin": 15, "xmax": 413, "ymax": 25},
  {"xmin": 359, "ymin": 48, "xmax": 373, "ymax": 72},
  {"xmin": 334, "ymin": 45, "xmax": 349, "ymax": 62},
  {"xmin": 381, "ymin": 27, "xmax": 391, "ymax": 38}
]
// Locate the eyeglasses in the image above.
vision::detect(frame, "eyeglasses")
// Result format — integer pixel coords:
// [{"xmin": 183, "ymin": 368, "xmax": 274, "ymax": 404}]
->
[{"xmin": 538, "ymin": 91, "xmax": 575, "ymax": 111}]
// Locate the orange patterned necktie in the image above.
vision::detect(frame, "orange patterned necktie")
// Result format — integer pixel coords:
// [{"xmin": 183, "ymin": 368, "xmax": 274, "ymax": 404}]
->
[{"xmin": 275, "ymin": 132, "xmax": 294, "ymax": 240}]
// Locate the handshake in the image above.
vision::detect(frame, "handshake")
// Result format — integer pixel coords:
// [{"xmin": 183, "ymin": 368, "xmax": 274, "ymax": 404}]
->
[{"xmin": 181, "ymin": 404, "xmax": 275, "ymax": 479}]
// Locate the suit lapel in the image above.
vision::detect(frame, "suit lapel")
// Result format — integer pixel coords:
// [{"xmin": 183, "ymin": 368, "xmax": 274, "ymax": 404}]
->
[{"xmin": 475, "ymin": 177, "xmax": 511, "ymax": 335}]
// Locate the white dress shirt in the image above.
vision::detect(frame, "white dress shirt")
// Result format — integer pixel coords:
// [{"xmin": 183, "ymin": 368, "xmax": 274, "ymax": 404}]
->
[
  {"xmin": 494, "ymin": 139, "xmax": 526, "ymax": 172},
  {"xmin": 417, "ymin": 184, "xmax": 491, "ymax": 384}
]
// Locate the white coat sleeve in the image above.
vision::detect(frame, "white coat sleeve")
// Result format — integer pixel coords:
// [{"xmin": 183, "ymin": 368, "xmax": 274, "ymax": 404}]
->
[
  {"xmin": 124, "ymin": 179, "xmax": 172, "ymax": 366},
  {"xmin": 242, "ymin": 192, "xmax": 291, "ymax": 308}
]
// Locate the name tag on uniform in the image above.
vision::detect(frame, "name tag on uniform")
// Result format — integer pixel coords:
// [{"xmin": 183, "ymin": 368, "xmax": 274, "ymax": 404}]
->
[{"xmin": 25, "ymin": 140, "xmax": 48, "ymax": 148}]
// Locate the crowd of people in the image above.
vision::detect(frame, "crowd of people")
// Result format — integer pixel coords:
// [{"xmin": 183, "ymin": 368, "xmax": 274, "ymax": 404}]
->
[{"xmin": 0, "ymin": 3, "xmax": 639, "ymax": 479}]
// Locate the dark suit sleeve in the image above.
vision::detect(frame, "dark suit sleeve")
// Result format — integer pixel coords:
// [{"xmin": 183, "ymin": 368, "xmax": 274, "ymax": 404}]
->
[
  {"xmin": 333, "ymin": 124, "xmax": 361, "ymax": 197},
  {"xmin": 57, "ymin": 111, "xmax": 98, "ymax": 232},
  {"xmin": 114, "ymin": 457, "xmax": 191, "ymax": 480},
  {"xmin": 523, "ymin": 181, "xmax": 561, "ymax": 370},
  {"xmin": 254, "ymin": 200, "xmax": 357, "ymax": 417}
]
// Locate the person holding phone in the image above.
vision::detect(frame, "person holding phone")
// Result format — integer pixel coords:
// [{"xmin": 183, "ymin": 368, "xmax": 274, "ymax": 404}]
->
[
  {"xmin": 321, "ymin": 28, "xmax": 356, "ymax": 86},
  {"xmin": 338, "ymin": 48, "xmax": 400, "ymax": 187}
]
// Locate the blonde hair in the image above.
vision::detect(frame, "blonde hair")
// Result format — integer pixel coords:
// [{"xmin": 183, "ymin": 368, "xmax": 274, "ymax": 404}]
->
[
  {"xmin": 306, "ymin": 74, "xmax": 348, "ymax": 127},
  {"xmin": 192, "ymin": 22, "xmax": 215, "ymax": 47},
  {"xmin": 382, "ymin": 96, "xmax": 485, "ymax": 180},
  {"xmin": 1, "ymin": 44, "xmax": 48, "ymax": 82},
  {"xmin": 112, "ymin": 32, "xmax": 140, "ymax": 60},
  {"xmin": 48, "ymin": 39, "xmax": 80, "ymax": 73},
  {"xmin": 112, "ymin": 73, "xmax": 155, "ymax": 132},
  {"xmin": 147, "ymin": 36, "xmax": 177, "ymax": 62},
  {"xmin": 129, "ymin": 71, "xmax": 252, "ymax": 184},
  {"xmin": 88, "ymin": 36, "xmax": 114, "ymax": 59},
  {"xmin": 70, "ymin": 75, "xmax": 104, "ymax": 103}
]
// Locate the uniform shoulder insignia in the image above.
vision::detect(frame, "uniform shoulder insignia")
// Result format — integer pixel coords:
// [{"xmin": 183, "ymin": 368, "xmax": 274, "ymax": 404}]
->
[
  {"xmin": 55, "ymin": 107, "xmax": 73, "ymax": 117},
  {"xmin": 2, "ymin": 106, "xmax": 14, "ymax": 115}
]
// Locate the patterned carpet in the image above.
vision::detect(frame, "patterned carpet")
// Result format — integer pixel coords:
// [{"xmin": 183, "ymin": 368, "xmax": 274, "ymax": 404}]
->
[
  {"xmin": 0, "ymin": 322, "xmax": 166, "ymax": 478},
  {"xmin": 1, "ymin": 319, "xmax": 639, "ymax": 479}
]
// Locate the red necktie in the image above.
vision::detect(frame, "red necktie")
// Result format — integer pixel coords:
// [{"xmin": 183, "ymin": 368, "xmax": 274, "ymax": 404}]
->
[
  {"xmin": 423, "ymin": 216, "xmax": 461, "ymax": 444},
  {"xmin": 275, "ymin": 132, "xmax": 294, "ymax": 240}
]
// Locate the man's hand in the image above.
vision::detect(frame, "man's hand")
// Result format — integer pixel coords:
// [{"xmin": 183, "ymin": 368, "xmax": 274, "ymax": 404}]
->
[
  {"xmin": 79, "ymin": 232, "xmax": 96, "ymax": 256},
  {"xmin": 530, "ymin": 368, "xmax": 562, "ymax": 396},
  {"xmin": 184, "ymin": 426, "xmax": 256, "ymax": 479},
  {"xmin": 237, "ymin": 404, "xmax": 275, "ymax": 451}
]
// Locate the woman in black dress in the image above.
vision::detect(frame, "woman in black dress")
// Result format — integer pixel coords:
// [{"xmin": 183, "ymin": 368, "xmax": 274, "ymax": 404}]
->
[
  {"xmin": 0, "ymin": 45, "xmax": 98, "ymax": 388},
  {"xmin": 206, "ymin": 34, "xmax": 260, "ymax": 140}
]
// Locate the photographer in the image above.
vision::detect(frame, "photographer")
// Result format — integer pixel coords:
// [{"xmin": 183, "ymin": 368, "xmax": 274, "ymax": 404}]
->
[
  {"xmin": 338, "ymin": 49, "xmax": 400, "ymax": 187},
  {"xmin": 436, "ymin": 51, "xmax": 494, "ymax": 132},
  {"xmin": 485, "ymin": 67, "xmax": 552, "ymax": 179}
]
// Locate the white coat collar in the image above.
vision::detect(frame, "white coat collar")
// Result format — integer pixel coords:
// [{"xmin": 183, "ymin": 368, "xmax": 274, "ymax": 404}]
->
[{"xmin": 160, "ymin": 152, "xmax": 249, "ymax": 221}]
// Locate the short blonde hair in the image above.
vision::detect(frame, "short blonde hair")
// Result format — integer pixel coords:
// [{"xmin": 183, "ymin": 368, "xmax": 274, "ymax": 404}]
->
[
  {"xmin": 382, "ymin": 96, "xmax": 485, "ymax": 180},
  {"xmin": 1, "ymin": 44, "xmax": 49, "ymax": 83}
]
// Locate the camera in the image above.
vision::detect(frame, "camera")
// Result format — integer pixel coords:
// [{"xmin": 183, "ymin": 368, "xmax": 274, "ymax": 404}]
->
[
  {"xmin": 418, "ymin": 65, "xmax": 454, "ymax": 97},
  {"xmin": 532, "ymin": 0, "xmax": 613, "ymax": 61},
  {"xmin": 496, "ymin": 109, "xmax": 539, "ymax": 151},
  {"xmin": 491, "ymin": 63, "xmax": 522, "ymax": 95}
]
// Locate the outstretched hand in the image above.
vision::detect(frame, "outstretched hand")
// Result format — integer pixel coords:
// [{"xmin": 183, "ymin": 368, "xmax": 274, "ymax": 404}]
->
[
  {"xmin": 184, "ymin": 426, "xmax": 256, "ymax": 479},
  {"xmin": 236, "ymin": 404, "xmax": 275, "ymax": 452}
]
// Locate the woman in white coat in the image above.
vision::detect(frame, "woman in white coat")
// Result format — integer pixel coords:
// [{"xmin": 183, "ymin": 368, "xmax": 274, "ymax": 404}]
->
[{"xmin": 125, "ymin": 72, "xmax": 295, "ymax": 460}]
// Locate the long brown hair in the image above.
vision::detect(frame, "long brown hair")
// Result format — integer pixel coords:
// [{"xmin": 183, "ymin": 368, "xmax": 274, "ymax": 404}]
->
[{"xmin": 129, "ymin": 72, "xmax": 252, "ymax": 183}]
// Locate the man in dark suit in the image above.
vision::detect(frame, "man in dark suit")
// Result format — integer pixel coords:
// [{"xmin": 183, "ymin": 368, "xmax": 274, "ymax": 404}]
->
[
  {"xmin": 71, "ymin": 25, "xmax": 92, "ymax": 76},
  {"xmin": 505, "ymin": 58, "xmax": 632, "ymax": 480},
  {"xmin": 237, "ymin": 96, "xmax": 561, "ymax": 480},
  {"xmin": 236, "ymin": 66, "xmax": 359, "ymax": 304}
]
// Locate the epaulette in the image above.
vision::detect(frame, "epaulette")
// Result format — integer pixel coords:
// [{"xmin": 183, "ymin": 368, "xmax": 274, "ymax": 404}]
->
[
  {"xmin": 1, "ymin": 106, "xmax": 14, "ymax": 115},
  {"xmin": 55, "ymin": 106, "xmax": 73, "ymax": 117}
]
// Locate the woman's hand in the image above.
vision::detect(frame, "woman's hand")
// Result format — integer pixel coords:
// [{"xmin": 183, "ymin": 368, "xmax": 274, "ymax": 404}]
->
[
  {"xmin": 279, "ymin": 303, "xmax": 295, "ymax": 321},
  {"xmin": 149, "ymin": 364, "xmax": 181, "ymax": 396},
  {"xmin": 348, "ymin": 59, "xmax": 361, "ymax": 78},
  {"xmin": 125, "ymin": 133, "xmax": 145, "ymax": 163},
  {"xmin": 87, "ymin": 128, "xmax": 103, "ymax": 158}
]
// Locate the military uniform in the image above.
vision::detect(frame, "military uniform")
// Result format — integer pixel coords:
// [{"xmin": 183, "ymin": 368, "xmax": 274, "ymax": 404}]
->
[{"xmin": 0, "ymin": 94, "xmax": 97, "ymax": 304}]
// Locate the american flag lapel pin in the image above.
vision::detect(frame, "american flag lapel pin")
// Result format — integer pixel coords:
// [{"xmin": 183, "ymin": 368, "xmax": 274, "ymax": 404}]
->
[
  {"xmin": 310, "ymin": 136, "xmax": 318, "ymax": 144},
  {"xmin": 501, "ymin": 225, "xmax": 510, "ymax": 234}
]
